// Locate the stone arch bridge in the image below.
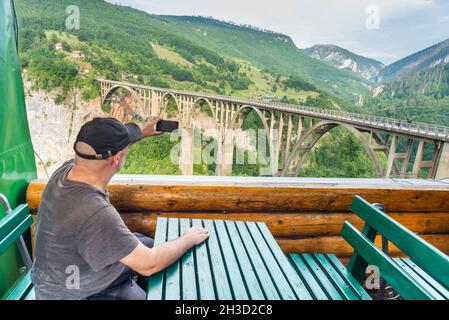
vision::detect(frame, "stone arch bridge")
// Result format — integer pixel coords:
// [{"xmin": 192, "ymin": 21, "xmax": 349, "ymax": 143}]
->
[{"xmin": 98, "ymin": 79, "xmax": 449, "ymax": 179}]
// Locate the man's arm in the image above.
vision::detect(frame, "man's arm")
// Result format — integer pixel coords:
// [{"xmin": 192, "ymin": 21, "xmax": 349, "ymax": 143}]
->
[
  {"xmin": 128, "ymin": 116, "xmax": 163, "ymax": 148},
  {"xmin": 120, "ymin": 226, "xmax": 209, "ymax": 276}
]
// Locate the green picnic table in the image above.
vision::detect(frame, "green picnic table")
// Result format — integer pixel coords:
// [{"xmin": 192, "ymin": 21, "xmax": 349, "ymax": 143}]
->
[{"xmin": 146, "ymin": 217, "xmax": 315, "ymax": 300}]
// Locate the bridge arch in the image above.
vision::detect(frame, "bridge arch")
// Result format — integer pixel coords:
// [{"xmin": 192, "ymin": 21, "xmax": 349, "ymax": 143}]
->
[
  {"xmin": 228, "ymin": 105, "xmax": 275, "ymax": 174},
  {"xmin": 230, "ymin": 105, "xmax": 270, "ymax": 133},
  {"xmin": 160, "ymin": 92, "xmax": 180, "ymax": 118},
  {"xmin": 102, "ymin": 85, "xmax": 135, "ymax": 105},
  {"xmin": 101, "ymin": 85, "xmax": 137, "ymax": 123},
  {"xmin": 193, "ymin": 97, "xmax": 215, "ymax": 119},
  {"xmin": 281, "ymin": 120, "xmax": 384, "ymax": 177}
]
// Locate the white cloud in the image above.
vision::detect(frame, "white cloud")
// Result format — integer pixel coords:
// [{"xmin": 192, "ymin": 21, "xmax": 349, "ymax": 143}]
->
[{"xmin": 106, "ymin": 0, "xmax": 449, "ymax": 64}]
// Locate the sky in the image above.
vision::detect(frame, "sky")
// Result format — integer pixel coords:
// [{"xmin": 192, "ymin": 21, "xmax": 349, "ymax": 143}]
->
[{"xmin": 106, "ymin": 0, "xmax": 449, "ymax": 65}]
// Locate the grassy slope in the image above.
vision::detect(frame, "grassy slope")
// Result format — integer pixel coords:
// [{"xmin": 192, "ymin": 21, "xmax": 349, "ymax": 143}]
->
[{"xmin": 160, "ymin": 16, "xmax": 369, "ymax": 101}]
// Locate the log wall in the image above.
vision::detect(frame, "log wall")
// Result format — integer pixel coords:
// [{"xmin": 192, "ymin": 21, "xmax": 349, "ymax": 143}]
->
[{"xmin": 27, "ymin": 176, "xmax": 449, "ymax": 259}]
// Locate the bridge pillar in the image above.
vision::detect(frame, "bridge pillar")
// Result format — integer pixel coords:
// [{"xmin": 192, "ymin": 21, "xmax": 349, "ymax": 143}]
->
[
  {"xmin": 150, "ymin": 90, "xmax": 162, "ymax": 116},
  {"xmin": 385, "ymin": 136, "xmax": 413, "ymax": 178},
  {"xmin": 435, "ymin": 142, "xmax": 449, "ymax": 179},
  {"xmin": 180, "ymin": 127, "xmax": 194, "ymax": 176},
  {"xmin": 412, "ymin": 140, "xmax": 440, "ymax": 179},
  {"xmin": 217, "ymin": 128, "xmax": 235, "ymax": 176}
]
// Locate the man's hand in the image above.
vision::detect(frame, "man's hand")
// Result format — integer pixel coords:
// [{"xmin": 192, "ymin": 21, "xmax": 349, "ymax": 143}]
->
[
  {"xmin": 120, "ymin": 225, "xmax": 209, "ymax": 277},
  {"xmin": 142, "ymin": 116, "xmax": 163, "ymax": 138},
  {"xmin": 182, "ymin": 226, "xmax": 209, "ymax": 245}
]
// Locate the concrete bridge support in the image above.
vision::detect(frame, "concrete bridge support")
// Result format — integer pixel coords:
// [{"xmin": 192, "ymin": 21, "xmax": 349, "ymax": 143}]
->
[
  {"xmin": 216, "ymin": 128, "xmax": 235, "ymax": 176},
  {"xmin": 385, "ymin": 136, "xmax": 413, "ymax": 178},
  {"xmin": 179, "ymin": 127, "xmax": 194, "ymax": 176},
  {"xmin": 412, "ymin": 141, "xmax": 440, "ymax": 179},
  {"xmin": 435, "ymin": 142, "xmax": 449, "ymax": 179}
]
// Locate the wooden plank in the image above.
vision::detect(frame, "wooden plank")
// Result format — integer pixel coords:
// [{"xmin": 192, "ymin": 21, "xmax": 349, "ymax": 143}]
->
[
  {"xmin": 276, "ymin": 234, "xmax": 449, "ymax": 257},
  {"xmin": 244, "ymin": 222, "xmax": 297, "ymax": 300},
  {"xmin": 347, "ymin": 224, "xmax": 377, "ymax": 284},
  {"xmin": 398, "ymin": 258, "xmax": 449, "ymax": 299},
  {"xmin": 255, "ymin": 223, "xmax": 312, "ymax": 300},
  {"xmin": 202, "ymin": 220, "xmax": 233, "ymax": 299},
  {"xmin": 214, "ymin": 220, "xmax": 249, "ymax": 300},
  {"xmin": 301, "ymin": 254, "xmax": 344, "ymax": 300},
  {"xmin": 326, "ymin": 254, "xmax": 371, "ymax": 300},
  {"xmin": 224, "ymin": 220, "xmax": 265, "ymax": 299},
  {"xmin": 288, "ymin": 254, "xmax": 328, "ymax": 300},
  {"xmin": 234, "ymin": 221, "xmax": 281, "ymax": 300},
  {"xmin": 0, "ymin": 204, "xmax": 29, "ymax": 239},
  {"xmin": 3, "ymin": 271, "xmax": 33, "ymax": 300},
  {"xmin": 341, "ymin": 221, "xmax": 435, "ymax": 300},
  {"xmin": 0, "ymin": 215, "xmax": 33, "ymax": 256},
  {"xmin": 351, "ymin": 195, "xmax": 449, "ymax": 289},
  {"xmin": 147, "ymin": 217, "xmax": 168, "ymax": 300},
  {"xmin": 191, "ymin": 219, "xmax": 216, "ymax": 300},
  {"xmin": 24, "ymin": 288, "xmax": 35, "ymax": 300},
  {"xmin": 117, "ymin": 211, "xmax": 449, "ymax": 240},
  {"xmin": 27, "ymin": 180, "xmax": 449, "ymax": 213},
  {"xmin": 314, "ymin": 253, "xmax": 361, "ymax": 300},
  {"xmin": 393, "ymin": 258, "xmax": 445, "ymax": 300},
  {"xmin": 179, "ymin": 219, "xmax": 197, "ymax": 300},
  {"xmin": 164, "ymin": 218, "xmax": 181, "ymax": 300}
]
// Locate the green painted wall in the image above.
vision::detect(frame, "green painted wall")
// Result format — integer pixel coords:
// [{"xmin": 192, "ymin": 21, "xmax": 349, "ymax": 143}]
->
[{"xmin": 0, "ymin": 0, "xmax": 37, "ymax": 296}]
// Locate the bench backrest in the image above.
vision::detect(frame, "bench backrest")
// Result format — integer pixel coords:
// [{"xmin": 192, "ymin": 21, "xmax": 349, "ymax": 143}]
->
[
  {"xmin": 0, "ymin": 204, "xmax": 33, "ymax": 256},
  {"xmin": 342, "ymin": 195, "xmax": 449, "ymax": 299}
]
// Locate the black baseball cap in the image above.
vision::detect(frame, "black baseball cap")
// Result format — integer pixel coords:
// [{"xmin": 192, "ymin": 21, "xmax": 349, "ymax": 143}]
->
[{"xmin": 74, "ymin": 117, "xmax": 142, "ymax": 160}]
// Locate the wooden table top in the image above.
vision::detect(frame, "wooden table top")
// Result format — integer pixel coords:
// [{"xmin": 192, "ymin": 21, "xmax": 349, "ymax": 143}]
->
[{"xmin": 146, "ymin": 217, "xmax": 313, "ymax": 300}]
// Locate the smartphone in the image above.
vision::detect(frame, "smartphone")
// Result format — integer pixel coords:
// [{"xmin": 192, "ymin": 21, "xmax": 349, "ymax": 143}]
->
[{"xmin": 156, "ymin": 120, "xmax": 179, "ymax": 133}]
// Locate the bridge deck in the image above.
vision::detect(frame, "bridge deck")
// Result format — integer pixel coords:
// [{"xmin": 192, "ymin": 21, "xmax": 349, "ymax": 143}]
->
[{"xmin": 99, "ymin": 79, "xmax": 449, "ymax": 142}]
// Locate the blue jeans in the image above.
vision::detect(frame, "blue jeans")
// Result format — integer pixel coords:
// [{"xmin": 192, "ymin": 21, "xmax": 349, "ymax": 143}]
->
[{"xmin": 87, "ymin": 233, "xmax": 154, "ymax": 300}]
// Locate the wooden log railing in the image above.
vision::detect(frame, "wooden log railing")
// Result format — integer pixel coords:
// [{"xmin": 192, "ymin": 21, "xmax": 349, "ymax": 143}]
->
[{"xmin": 26, "ymin": 176, "xmax": 449, "ymax": 260}]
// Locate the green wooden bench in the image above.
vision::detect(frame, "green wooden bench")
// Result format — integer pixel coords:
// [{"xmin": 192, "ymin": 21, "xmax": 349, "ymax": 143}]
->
[
  {"xmin": 289, "ymin": 195, "xmax": 449, "ymax": 300},
  {"xmin": 146, "ymin": 217, "xmax": 369, "ymax": 300},
  {"xmin": 0, "ymin": 198, "xmax": 35, "ymax": 300},
  {"xmin": 286, "ymin": 253, "xmax": 371, "ymax": 300}
]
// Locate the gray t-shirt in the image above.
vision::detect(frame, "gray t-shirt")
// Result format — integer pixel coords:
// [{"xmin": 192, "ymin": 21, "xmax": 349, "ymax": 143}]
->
[{"xmin": 31, "ymin": 160, "xmax": 139, "ymax": 300}]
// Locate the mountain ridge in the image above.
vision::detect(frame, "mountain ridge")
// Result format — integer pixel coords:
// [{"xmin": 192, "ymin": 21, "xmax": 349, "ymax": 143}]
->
[
  {"xmin": 378, "ymin": 38, "xmax": 449, "ymax": 82},
  {"xmin": 304, "ymin": 44, "xmax": 384, "ymax": 81}
]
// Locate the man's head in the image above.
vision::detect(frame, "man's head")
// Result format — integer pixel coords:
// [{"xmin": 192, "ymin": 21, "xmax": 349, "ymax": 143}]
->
[{"xmin": 73, "ymin": 118, "xmax": 142, "ymax": 175}]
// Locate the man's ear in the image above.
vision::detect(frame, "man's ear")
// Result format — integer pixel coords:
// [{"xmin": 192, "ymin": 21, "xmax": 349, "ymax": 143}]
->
[{"xmin": 111, "ymin": 152, "xmax": 122, "ymax": 167}]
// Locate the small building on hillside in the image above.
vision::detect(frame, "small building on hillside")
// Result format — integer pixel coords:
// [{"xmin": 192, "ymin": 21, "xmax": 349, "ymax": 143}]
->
[
  {"xmin": 71, "ymin": 50, "xmax": 85, "ymax": 58},
  {"xmin": 54, "ymin": 42, "xmax": 63, "ymax": 51},
  {"xmin": 264, "ymin": 91, "xmax": 276, "ymax": 101},
  {"xmin": 81, "ymin": 63, "xmax": 93, "ymax": 75}
]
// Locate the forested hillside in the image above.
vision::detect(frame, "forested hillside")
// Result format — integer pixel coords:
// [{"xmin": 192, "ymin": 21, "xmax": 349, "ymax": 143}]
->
[
  {"xmin": 12, "ymin": 0, "xmax": 409, "ymax": 178},
  {"xmin": 378, "ymin": 38, "xmax": 449, "ymax": 83},
  {"xmin": 366, "ymin": 40, "xmax": 449, "ymax": 126}
]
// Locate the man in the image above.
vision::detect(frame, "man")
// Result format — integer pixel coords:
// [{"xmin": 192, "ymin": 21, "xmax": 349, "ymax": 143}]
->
[{"xmin": 31, "ymin": 117, "xmax": 209, "ymax": 300}]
